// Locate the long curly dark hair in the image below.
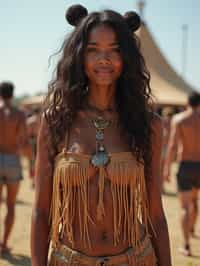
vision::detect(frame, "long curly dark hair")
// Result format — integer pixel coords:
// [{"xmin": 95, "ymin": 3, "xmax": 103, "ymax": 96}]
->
[{"xmin": 44, "ymin": 9, "xmax": 154, "ymax": 174}]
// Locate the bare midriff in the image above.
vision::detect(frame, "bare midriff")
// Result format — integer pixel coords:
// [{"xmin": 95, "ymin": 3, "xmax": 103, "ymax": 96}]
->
[{"xmin": 60, "ymin": 174, "xmax": 145, "ymax": 256}]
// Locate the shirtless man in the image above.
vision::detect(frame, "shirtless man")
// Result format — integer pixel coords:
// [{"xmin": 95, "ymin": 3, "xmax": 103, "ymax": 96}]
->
[
  {"xmin": 160, "ymin": 107, "xmax": 174, "ymax": 190},
  {"xmin": 164, "ymin": 92, "xmax": 200, "ymax": 256},
  {"xmin": 0, "ymin": 81, "xmax": 32, "ymax": 253}
]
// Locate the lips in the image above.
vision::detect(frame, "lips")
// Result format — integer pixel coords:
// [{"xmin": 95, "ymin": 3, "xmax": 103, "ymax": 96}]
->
[{"xmin": 95, "ymin": 67, "xmax": 113, "ymax": 74}]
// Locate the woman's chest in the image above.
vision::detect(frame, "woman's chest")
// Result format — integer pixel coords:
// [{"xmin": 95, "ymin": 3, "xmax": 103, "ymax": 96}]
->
[{"xmin": 62, "ymin": 123, "xmax": 131, "ymax": 155}]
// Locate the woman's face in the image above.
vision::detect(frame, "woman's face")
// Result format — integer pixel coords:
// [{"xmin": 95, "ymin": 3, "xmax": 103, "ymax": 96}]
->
[{"xmin": 84, "ymin": 24, "xmax": 123, "ymax": 87}]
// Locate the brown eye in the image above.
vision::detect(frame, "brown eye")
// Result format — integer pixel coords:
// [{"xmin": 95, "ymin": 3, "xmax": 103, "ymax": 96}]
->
[{"xmin": 86, "ymin": 47, "xmax": 97, "ymax": 53}]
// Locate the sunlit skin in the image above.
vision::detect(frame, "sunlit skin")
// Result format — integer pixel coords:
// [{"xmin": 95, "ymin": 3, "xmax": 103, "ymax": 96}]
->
[
  {"xmin": 164, "ymin": 105, "xmax": 200, "ymax": 254},
  {"xmin": 0, "ymin": 99, "xmax": 28, "ymax": 155},
  {"xmin": 0, "ymin": 96, "xmax": 31, "ymax": 252},
  {"xmin": 84, "ymin": 24, "xmax": 123, "ymax": 110},
  {"xmin": 31, "ymin": 24, "xmax": 171, "ymax": 266},
  {"xmin": 164, "ymin": 106, "xmax": 200, "ymax": 169}
]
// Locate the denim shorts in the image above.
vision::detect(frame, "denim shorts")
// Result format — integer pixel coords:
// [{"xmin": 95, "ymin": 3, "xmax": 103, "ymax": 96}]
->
[{"xmin": 0, "ymin": 153, "xmax": 23, "ymax": 184}]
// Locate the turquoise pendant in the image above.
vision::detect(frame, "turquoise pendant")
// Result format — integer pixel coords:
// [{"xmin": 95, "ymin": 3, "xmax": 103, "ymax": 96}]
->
[{"xmin": 91, "ymin": 151, "xmax": 110, "ymax": 167}]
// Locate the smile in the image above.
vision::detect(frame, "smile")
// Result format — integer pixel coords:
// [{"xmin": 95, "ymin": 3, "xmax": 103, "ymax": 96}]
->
[{"xmin": 95, "ymin": 68, "xmax": 113, "ymax": 74}]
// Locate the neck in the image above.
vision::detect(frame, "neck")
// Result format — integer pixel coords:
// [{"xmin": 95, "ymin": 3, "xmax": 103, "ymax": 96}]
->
[
  {"xmin": 188, "ymin": 105, "xmax": 200, "ymax": 113},
  {"xmin": 87, "ymin": 83, "xmax": 116, "ymax": 111},
  {"xmin": 191, "ymin": 105, "xmax": 200, "ymax": 113}
]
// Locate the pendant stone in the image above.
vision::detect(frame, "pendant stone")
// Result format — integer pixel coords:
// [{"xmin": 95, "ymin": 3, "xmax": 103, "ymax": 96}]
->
[
  {"xmin": 91, "ymin": 151, "xmax": 110, "ymax": 167},
  {"xmin": 96, "ymin": 131, "xmax": 104, "ymax": 141}
]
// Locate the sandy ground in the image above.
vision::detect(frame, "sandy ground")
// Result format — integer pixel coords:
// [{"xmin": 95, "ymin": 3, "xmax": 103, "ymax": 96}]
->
[{"xmin": 0, "ymin": 162, "xmax": 200, "ymax": 266}]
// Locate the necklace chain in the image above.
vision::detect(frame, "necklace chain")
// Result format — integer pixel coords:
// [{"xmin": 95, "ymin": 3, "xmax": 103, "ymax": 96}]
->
[
  {"xmin": 84, "ymin": 102, "xmax": 115, "ymax": 115},
  {"xmin": 90, "ymin": 112, "xmax": 111, "ymax": 167}
]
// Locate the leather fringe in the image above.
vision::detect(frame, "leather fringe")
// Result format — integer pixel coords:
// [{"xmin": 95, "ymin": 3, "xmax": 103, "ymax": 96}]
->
[{"xmin": 50, "ymin": 152, "xmax": 152, "ymax": 250}]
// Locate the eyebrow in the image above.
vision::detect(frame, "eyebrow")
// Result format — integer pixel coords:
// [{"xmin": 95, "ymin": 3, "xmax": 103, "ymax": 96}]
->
[{"xmin": 87, "ymin": 42, "xmax": 119, "ymax": 46}]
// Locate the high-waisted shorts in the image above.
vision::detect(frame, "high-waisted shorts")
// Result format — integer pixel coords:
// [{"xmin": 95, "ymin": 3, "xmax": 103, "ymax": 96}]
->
[
  {"xmin": 177, "ymin": 161, "xmax": 200, "ymax": 191},
  {"xmin": 49, "ymin": 235, "xmax": 157, "ymax": 266},
  {"xmin": 0, "ymin": 153, "xmax": 22, "ymax": 184}
]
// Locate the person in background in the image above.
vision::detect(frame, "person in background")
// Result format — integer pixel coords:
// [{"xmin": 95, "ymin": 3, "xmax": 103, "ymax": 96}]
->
[
  {"xmin": 0, "ymin": 81, "xmax": 32, "ymax": 254},
  {"xmin": 26, "ymin": 108, "xmax": 41, "ymax": 188},
  {"xmin": 164, "ymin": 92, "xmax": 200, "ymax": 256},
  {"xmin": 160, "ymin": 107, "xmax": 174, "ymax": 190}
]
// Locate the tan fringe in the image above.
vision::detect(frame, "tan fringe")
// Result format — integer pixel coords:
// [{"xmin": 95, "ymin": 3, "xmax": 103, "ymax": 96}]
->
[
  {"xmin": 50, "ymin": 152, "xmax": 92, "ymax": 248},
  {"xmin": 108, "ymin": 154, "xmax": 150, "ymax": 249},
  {"xmin": 137, "ymin": 251, "xmax": 157, "ymax": 266},
  {"xmin": 96, "ymin": 166, "xmax": 106, "ymax": 221},
  {"xmin": 50, "ymin": 151, "xmax": 151, "ymax": 251}
]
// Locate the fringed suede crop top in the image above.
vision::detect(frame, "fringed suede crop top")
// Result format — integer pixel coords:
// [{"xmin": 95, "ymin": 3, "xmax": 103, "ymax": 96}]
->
[{"xmin": 50, "ymin": 149, "xmax": 151, "ymax": 250}]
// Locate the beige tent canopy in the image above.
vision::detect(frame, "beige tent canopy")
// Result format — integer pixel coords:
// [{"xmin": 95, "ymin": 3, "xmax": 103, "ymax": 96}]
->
[
  {"xmin": 20, "ymin": 95, "xmax": 45, "ymax": 109},
  {"xmin": 137, "ymin": 23, "xmax": 195, "ymax": 105}
]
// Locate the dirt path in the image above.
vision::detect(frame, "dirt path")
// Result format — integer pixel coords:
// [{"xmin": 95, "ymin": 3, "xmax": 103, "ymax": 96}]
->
[{"xmin": 0, "ymin": 163, "xmax": 200, "ymax": 266}]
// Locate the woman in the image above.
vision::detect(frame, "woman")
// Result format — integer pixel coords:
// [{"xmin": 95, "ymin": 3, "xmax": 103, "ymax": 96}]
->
[{"xmin": 31, "ymin": 5, "xmax": 171, "ymax": 266}]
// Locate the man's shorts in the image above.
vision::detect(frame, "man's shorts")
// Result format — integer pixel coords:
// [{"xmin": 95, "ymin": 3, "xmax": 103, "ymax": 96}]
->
[
  {"xmin": 0, "ymin": 153, "xmax": 23, "ymax": 184},
  {"xmin": 177, "ymin": 161, "xmax": 200, "ymax": 191}
]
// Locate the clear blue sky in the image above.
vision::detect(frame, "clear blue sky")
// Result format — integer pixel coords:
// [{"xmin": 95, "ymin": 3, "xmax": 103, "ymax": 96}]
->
[{"xmin": 0, "ymin": 0, "xmax": 200, "ymax": 96}]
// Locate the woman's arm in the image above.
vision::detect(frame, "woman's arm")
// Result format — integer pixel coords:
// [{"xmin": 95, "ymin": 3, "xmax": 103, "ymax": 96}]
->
[
  {"xmin": 147, "ymin": 114, "xmax": 172, "ymax": 266},
  {"xmin": 31, "ymin": 115, "xmax": 53, "ymax": 266}
]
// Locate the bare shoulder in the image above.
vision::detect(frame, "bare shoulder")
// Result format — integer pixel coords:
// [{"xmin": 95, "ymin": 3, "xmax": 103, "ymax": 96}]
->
[
  {"xmin": 27, "ymin": 114, "xmax": 38, "ymax": 125},
  {"xmin": 0, "ymin": 105, "xmax": 25, "ymax": 118},
  {"xmin": 39, "ymin": 112, "xmax": 50, "ymax": 137}
]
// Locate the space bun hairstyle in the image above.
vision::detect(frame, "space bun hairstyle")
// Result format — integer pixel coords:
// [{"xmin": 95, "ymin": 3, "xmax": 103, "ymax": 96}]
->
[
  {"xmin": 65, "ymin": 4, "xmax": 88, "ymax": 26},
  {"xmin": 124, "ymin": 11, "xmax": 141, "ymax": 32},
  {"xmin": 65, "ymin": 4, "xmax": 141, "ymax": 32}
]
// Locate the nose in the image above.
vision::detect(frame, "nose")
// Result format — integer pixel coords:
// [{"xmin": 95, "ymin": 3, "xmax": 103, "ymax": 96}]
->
[{"xmin": 96, "ymin": 51, "xmax": 110, "ymax": 63}]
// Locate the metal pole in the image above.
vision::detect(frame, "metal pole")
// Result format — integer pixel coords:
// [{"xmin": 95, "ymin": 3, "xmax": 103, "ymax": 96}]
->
[
  {"xmin": 182, "ymin": 24, "xmax": 188, "ymax": 78},
  {"xmin": 137, "ymin": 0, "xmax": 145, "ymax": 20}
]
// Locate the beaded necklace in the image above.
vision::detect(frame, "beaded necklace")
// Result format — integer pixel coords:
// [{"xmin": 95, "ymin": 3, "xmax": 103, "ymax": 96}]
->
[
  {"xmin": 91, "ymin": 116, "xmax": 111, "ymax": 167},
  {"xmin": 84, "ymin": 102, "xmax": 114, "ymax": 167}
]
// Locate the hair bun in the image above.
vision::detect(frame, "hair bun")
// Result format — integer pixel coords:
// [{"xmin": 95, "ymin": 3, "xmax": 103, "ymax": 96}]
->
[
  {"xmin": 65, "ymin": 4, "xmax": 88, "ymax": 26},
  {"xmin": 124, "ymin": 11, "xmax": 141, "ymax": 32}
]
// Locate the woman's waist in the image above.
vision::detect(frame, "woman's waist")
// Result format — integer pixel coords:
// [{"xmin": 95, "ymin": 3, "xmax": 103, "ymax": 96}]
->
[
  {"xmin": 180, "ymin": 152, "xmax": 200, "ymax": 162},
  {"xmin": 60, "ymin": 238, "xmax": 130, "ymax": 257},
  {"xmin": 50, "ymin": 233, "xmax": 155, "ymax": 266},
  {"xmin": 58, "ymin": 222, "xmax": 146, "ymax": 256}
]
